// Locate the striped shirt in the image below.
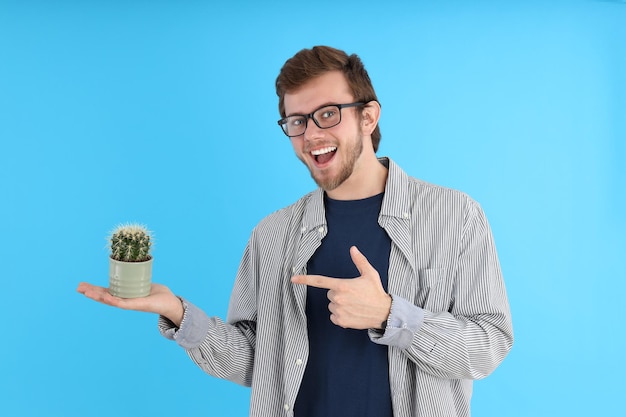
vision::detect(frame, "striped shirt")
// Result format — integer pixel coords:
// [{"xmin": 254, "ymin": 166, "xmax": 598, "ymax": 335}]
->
[{"xmin": 159, "ymin": 157, "xmax": 513, "ymax": 417}]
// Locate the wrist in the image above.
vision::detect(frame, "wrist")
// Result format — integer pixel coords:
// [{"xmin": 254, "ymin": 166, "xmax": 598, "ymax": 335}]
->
[
  {"xmin": 164, "ymin": 296, "xmax": 185, "ymax": 327},
  {"xmin": 379, "ymin": 293, "xmax": 393, "ymax": 330}
]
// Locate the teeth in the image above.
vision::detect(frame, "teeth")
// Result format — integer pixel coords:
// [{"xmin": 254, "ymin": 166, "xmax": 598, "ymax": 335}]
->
[{"xmin": 311, "ymin": 147, "xmax": 337, "ymax": 156}]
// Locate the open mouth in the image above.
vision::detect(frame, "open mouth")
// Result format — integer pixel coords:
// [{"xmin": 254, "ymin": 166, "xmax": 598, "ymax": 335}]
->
[{"xmin": 311, "ymin": 146, "xmax": 337, "ymax": 165}]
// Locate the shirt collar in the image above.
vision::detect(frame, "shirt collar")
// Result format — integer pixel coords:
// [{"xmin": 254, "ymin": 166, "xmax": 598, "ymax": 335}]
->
[
  {"xmin": 301, "ymin": 157, "xmax": 412, "ymax": 233},
  {"xmin": 379, "ymin": 157, "xmax": 413, "ymax": 221}
]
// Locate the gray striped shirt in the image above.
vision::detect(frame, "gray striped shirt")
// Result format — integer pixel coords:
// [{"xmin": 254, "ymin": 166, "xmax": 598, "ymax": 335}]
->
[{"xmin": 159, "ymin": 157, "xmax": 513, "ymax": 417}]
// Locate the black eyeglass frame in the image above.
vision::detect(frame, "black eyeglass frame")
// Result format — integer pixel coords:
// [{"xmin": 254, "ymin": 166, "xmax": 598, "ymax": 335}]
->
[{"xmin": 277, "ymin": 102, "xmax": 365, "ymax": 137}]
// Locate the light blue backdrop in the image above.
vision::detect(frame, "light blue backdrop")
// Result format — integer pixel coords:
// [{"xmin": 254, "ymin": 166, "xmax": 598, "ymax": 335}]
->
[{"xmin": 1, "ymin": 1, "xmax": 624, "ymax": 416}]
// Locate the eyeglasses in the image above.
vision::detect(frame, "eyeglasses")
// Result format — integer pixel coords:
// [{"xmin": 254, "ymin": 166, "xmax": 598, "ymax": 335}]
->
[{"xmin": 277, "ymin": 102, "xmax": 365, "ymax": 137}]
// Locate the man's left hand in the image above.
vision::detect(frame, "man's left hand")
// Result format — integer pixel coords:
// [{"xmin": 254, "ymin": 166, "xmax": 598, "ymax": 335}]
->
[{"xmin": 291, "ymin": 246, "xmax": 392, "ymax": 330}]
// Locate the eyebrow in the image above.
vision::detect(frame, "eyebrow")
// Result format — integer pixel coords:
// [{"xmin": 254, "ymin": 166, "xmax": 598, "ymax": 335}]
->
[{"xmin": 285, "ymin": 102, "xmax": 339, "ymax": 118}]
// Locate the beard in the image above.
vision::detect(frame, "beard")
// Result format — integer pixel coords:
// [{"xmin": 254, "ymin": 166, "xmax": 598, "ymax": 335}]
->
[{"xmin": 308, "ymin": 133, "xmax": 364, "ymax": 192}]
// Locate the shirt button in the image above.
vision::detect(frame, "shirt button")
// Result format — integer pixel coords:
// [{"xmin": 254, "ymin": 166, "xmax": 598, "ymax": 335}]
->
[
  {"xmin": 403, "ymin": 212, "xmax": 410, "ymax": 219},
  {"xmin": 301, "ymin": 226, "xmax": 306, "ymax": 233},
  {"xmin": 284, "ymin": 404, "xmax": 290, "ymax": 411},
  {"xmin": 292, "ymin": 267, "xmax": 296, "ymax": 274},
  {"xmin": 295, "ymin": 358, "xmax": 303, "ymax": 366},
  {"xmin": 318, "ymin": 227, "xmax": 324, "ymax": 234}
]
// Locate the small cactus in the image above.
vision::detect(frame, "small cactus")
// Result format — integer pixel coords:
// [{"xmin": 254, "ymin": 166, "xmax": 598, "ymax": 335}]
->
[{"xmin": 109, "ymin": 223, "xmax": 153, "ymax": 262}]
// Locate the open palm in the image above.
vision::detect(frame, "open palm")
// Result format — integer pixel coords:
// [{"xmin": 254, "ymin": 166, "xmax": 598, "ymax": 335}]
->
[{"xmin": 76, "ymin": 282, "xmax": 183, "ymax": 326}]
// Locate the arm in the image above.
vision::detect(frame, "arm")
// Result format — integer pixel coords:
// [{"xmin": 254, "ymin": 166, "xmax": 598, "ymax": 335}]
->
[
  {"xmin": 157, "ymin": 240, "xmax": 260, "ymax": 387},
  {"xmin": 371, "ymin": 200, "xmax": 513, "ymax": 380},
  {"xmin": 76, "ymin": 241, "xmax": 260, "ymax": 387},
  {"xmin": 158, "ymin": 297, "xmax": 257, "ymax": 386}
]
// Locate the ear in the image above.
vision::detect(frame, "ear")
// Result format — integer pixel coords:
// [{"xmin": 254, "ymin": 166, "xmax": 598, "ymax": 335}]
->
[{"xmin": 360, "ymin": 101, "xmax": 381, "ymax": 136}]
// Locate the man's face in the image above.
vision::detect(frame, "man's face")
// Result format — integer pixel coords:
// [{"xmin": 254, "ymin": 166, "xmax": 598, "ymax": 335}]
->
[{"xmin": 283, "ymin": 71, "xmax": 364, "ymax": 192}]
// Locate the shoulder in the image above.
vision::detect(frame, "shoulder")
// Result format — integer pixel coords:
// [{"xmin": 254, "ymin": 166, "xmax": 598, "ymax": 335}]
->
[
  {"xmin": 386, "ymin": 157, "xmax": 479, "ymax": 214},
  {"xmin": 251, "ymin": 191, "xmax": 317, "ymax": 237},
  {"xmin": 412, "ymin": 177, "xmax": 475, "ymax": 206},
  {"xmin": 407, "ymin": 178, "xmax": 491, "ymax": 235}
]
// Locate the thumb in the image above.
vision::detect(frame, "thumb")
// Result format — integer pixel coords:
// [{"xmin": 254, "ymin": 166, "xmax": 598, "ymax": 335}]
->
[{"xmin": 349, "ymin": 246, "xmax": 379, "ymax": 279}]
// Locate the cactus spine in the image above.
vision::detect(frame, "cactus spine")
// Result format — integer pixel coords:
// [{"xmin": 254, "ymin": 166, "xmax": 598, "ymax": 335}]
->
[{"xmin": 110, "ymin": 224, "xmax": 153, "ymax": 262}]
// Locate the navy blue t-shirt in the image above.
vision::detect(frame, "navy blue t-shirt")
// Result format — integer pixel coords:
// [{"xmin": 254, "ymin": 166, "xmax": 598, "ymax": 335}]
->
[{"xmin": 294, "ymin": 192, "xmax": 393, "ymax": 417}]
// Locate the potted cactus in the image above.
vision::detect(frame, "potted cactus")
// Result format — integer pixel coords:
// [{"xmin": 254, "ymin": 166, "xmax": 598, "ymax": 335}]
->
[{"xmin": 108, "ymin": 223, "xmax": 153, "ymax": 298}]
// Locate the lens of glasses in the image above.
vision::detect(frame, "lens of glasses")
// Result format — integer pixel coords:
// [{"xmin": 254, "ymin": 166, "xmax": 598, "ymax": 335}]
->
[
  {"xmin": 313, "ymin": 105, "xmax": 342, "ymax": 129},
  {"xmin": 281, "ymin": 115, "xmax": 307, "ymax": 137},
  {"xmin": 280, "ymin": 105, "xmax": 342, "ymax": 137}
]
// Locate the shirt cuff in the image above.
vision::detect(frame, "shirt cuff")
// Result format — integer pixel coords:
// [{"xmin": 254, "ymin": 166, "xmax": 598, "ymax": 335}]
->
[
  {"xmin": 369, "ymin": 295, "xmax": 424, "ymax": 349},
  {"xmin": 157, "ymin": 297, "xmax": 210, "ymax": 349}
]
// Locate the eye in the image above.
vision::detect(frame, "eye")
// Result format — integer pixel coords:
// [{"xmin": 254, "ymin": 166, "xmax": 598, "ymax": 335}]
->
[
  {"xmin": 289, "ymin": 117, "xmax": 305, "ymax": 127},
  {"xmin": 319, "ymin": 109, "xmax": 337, "ymax": 120}
]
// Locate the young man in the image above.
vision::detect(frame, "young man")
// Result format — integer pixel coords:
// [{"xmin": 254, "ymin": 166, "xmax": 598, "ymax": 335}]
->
[{"xmin": 78, "ymin": 45, "xmax": 513, "ymax": 417}]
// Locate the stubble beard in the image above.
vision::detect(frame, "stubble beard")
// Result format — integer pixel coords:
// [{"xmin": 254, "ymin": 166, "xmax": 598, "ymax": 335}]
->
[{"xmin": 309, "ymin": 133, "xmax": 363, "ymax": 192}]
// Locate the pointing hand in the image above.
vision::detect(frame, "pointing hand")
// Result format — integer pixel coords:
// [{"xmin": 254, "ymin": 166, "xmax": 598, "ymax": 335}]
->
[{"xmin": 291, "ymin": 246, "xmax": 391, "ymax": 330}]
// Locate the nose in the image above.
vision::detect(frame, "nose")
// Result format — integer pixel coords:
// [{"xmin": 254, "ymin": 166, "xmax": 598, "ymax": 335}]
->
[{"xmin": 303, "ymin": 115, "xmax": 324, "ymax": 141}]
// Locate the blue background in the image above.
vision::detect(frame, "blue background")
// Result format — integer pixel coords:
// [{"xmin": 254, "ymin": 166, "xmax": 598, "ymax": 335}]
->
[{"xmin": 1, "ymin": 1, "xmax": 624, "ymax": 416}]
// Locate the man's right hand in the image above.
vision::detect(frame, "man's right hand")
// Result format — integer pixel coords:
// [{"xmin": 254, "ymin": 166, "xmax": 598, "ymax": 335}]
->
[{"xmin": 76, "ymin": 282, "xmax": 184, "ymax": 327}]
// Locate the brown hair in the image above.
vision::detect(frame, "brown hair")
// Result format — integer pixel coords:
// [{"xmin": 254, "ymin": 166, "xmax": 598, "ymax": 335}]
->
[{"xmin": 275, "ymin": 45, "xmax": 382, "ymax": 152}]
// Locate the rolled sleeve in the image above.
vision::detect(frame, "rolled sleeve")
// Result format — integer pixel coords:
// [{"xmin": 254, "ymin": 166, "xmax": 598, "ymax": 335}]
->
[
  {"xmin": 369, "ymin": 295, "xmax": 424, "ymax": 349},
  {"xmin": 157, "ymin": 297, "xmax": 211, "ymax": 349}
]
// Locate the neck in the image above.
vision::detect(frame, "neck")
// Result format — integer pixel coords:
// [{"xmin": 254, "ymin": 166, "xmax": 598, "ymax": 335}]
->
[{"xmin": 325, "ymin": 153, "xmax": 388, "ymax": 201}]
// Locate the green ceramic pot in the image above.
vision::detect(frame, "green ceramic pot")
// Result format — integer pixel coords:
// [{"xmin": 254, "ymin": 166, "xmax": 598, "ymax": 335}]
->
[{"xmin": 108, "ymin": 257, "xmax": 152, "ymax": 298}]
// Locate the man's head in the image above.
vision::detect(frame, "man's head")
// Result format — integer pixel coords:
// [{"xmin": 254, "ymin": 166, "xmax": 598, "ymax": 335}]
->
[{"xmin": 275, "ymin": 45, "xmax": 381, "ymax": 152}]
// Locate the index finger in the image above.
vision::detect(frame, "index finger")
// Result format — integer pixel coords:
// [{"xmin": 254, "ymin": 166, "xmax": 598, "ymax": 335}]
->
[{"xmin": 291, "ymin": 274, "xmax": 341, "ymax": 290}]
